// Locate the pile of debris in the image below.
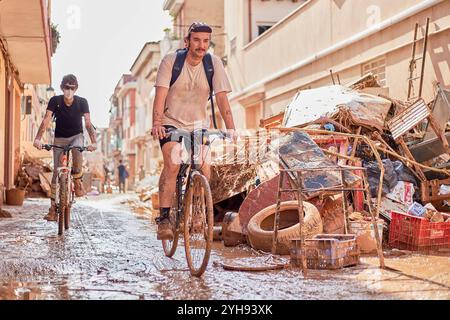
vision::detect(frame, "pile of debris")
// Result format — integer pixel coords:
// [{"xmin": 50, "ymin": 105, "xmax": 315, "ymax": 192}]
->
[
  {"xmin": 214, "ymin": 75, "xmax": 450, "ymax": 263},
  {"xmin": 16, "ymin": 153, "xmax": 53, "ymax": 198},
  {"xmin": 130, "ymin": 75, "xmax": 450, "ymax": 269}
]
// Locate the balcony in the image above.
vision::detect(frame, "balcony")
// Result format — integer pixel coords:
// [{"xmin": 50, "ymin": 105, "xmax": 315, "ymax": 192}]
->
[{"xmin": 0, "ymin": 0, "xmax": 52, "ymax": 84}]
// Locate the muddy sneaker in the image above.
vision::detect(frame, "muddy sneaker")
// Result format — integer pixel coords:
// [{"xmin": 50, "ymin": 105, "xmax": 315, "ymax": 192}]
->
[
  {"xmin": 156, "ymin": 217, "xmax": 174, "ymax": 241},
  {"xmin": 44, "ymin": 205, "xmax": 57, "ymax": 222},
  {"xmin": 73, "ymin": 178, "xmax": 86, "ymax": 197}
]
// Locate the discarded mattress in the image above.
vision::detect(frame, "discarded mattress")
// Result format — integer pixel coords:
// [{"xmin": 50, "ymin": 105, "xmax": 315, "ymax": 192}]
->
[{"xmin": 283, "ymin": 85, "xmax": 392, "ymax": 131}]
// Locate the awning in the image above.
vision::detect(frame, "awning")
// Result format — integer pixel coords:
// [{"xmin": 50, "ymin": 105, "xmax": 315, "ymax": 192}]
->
[{"xmin": 0, "ymin": 0, "xmax": 52, "ymax": 84}]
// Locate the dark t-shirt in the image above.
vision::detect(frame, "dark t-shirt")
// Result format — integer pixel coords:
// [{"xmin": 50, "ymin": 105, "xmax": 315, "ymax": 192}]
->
[{"xmin": 47, "ymin": 95, "xmax": 90, "ymax": 138}]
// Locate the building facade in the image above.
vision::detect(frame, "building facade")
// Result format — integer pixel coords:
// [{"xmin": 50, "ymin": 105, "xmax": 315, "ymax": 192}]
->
[
  {"xmin": 163, "ymin": 0, "xmax": 226, "ymax": 58},
  {"xmin": 130, "ymin": 42, "xmax": 163, "ymax": 177},
  {"xmin": 224, "ymin": 0, "xmax": 450, "ymax": 129},
  {"xmin": 109, "ymin": 75, "xmax": 138, "ymax": 189},
  {"xmin": 1, "ymin": 0, "xmax": 53, "ymax": 204}
]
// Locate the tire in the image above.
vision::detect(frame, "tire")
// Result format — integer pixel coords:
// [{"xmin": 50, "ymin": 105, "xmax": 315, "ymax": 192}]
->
[
  {"xmin": 162, "ymin": 194, "xmax": 180, "ymax": 257},
  {"xmin": 247, "ymin": 201, "xmax": 323, "ymax": 255},
  {"xmin": 58, "ymin": 175, "xmax": 68, "ymax": 236},
  {"xmin": 64, "ymin": 206, "xmax": 71, "ymax": 230},
  {"xmin": 184, "ymin": 172, "xmax": 214, "ymax": 277}
]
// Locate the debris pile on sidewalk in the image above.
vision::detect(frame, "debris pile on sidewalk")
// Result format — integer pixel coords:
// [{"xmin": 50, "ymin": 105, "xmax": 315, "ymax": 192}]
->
[
  {"xmin": 16, "ymin": 153, "xmax": 53, "ymax": 198},
  {"xmin": 216, "ymin": 76, "xmax": 450, "ymax": 259}
]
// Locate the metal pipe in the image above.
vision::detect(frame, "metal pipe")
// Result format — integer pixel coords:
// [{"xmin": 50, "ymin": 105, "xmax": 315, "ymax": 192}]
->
[
  {"xmin": 419, "ymin": 17, "xmax": 430, "ymax": 98},
  {"xmin": 407, "ymin": 23, "xmax": 419, "ymax": 99},
  {"xmin": 248, "ymin": 0, "xmax": 253, "ymax": 43}
]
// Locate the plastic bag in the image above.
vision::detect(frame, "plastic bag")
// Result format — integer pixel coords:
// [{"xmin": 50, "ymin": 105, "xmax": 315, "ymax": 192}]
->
[
  {"xmin": 364, "ymin": 159, "xmax": 398, "ymax": 197},
  {"xmin": 393, "ymin": 161, "xmax": 418, "ymax": 186}
]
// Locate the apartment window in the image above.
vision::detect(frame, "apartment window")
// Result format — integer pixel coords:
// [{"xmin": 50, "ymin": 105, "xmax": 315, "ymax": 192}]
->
[
  {"xmin": 362, "ymin": 57, "xmax": 386, "ymax": 87},
  {"xmin": 257, "ymin": 25, "xmax": 273, "ymax": 36}
]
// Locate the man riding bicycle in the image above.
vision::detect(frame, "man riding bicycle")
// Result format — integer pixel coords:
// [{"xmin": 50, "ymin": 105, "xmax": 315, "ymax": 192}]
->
[
  {"xmin": 152, "ymin": 22, "xmax": 237, "ymax": 240},
  {"xmin": 33, "ymin": 74, "xmax": 97, "ymax": 221}
]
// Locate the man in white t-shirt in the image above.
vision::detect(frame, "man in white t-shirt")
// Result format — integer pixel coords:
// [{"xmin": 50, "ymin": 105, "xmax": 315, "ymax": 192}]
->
[{"xmin": 152, "ymin": 22, "xmax": 236, "ymax": 240}]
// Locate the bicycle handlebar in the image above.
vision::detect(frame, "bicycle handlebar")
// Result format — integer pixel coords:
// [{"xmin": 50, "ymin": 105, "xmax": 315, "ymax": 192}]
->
[
  {"xmin": 42, "ymin": 144, "xmax": 88, "ymax": 152},
  {"xmin": 165, "ymin": 128, "xmax": 231, "ymax": 142}
]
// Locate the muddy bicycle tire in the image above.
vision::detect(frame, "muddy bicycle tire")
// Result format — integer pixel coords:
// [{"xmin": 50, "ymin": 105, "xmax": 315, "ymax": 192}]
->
[
  {"xmin": 58, "ymin": 175, "xmax": 68, "ymax": 236},
  {"xmin": 183, "ymin": 172, "xmax": 214, "ymax": 277},
  {"xmin": 162, "ymin": 192, "xmax": 181, "ymax": 257},
  {"xmin": 64, "ymin": 206, "xmax": 71, "ymax": 230}
]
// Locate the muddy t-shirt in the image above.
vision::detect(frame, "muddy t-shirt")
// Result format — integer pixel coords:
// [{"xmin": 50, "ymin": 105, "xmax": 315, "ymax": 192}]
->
[
  {"xmin": 155, "ymin": 52, "xmax": 232, "ymax": 130},
  {"xmin": 47, "ymin": 95, "xmax": 90, "ymax": 138}
]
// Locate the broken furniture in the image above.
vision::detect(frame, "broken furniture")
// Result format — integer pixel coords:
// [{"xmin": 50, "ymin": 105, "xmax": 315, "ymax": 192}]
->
[
  {"xmin": 273, "ymin": 165, "xmax": 384, "ymax": 275},
  {"xmin": 387, "ymin": 98, "xmax": 450, "ymax": 182},
  {"xmin": 268, "ymin": 130, "xmax": 385, "ymax": 275}
]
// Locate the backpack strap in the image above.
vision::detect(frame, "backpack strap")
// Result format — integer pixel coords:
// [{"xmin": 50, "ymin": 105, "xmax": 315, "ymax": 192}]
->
[
  {"xmin": 202, "ymin": 53, "xmax": 218, "ymax": 129},
  {"xmin": 170, "ymin": 48, "xmax": 188, "ymax": 87},
  {"xmin": 169, "ymin": 49, "xmax": 218, "ymax": 129}
]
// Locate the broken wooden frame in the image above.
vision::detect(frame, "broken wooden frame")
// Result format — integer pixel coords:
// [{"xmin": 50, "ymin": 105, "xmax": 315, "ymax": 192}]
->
[
  {"xmin": 272, "ymin": 166, "xmax": 385, "ymax": 276},
  {"xmin": 267, "ymin": 128, "xmax": 387, "ymax": 275}
]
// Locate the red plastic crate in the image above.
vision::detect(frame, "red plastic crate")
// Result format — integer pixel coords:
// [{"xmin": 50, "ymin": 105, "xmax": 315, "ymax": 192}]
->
[{"xmin": 389, "ymin": 211, "xmax": 450, "ymax": 251}]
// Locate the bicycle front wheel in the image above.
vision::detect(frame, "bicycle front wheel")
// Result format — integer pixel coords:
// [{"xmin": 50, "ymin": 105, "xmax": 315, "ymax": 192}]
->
[
  {"xmin": 183, "ymin": 172, "xmax": 214, "ymax": 277},
  {"xmin": 64, "ymin": 206, "xmax": 71, "ymax": 230},
  {"xmin": 58, "ymin": 175, "xmax": 68, "ymax": 236}
]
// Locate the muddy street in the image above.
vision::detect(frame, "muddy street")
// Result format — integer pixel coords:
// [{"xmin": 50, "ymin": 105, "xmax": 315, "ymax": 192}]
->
[{"xmin": 0, "ymin": 194, "xmax": 449, "ymax": 300}]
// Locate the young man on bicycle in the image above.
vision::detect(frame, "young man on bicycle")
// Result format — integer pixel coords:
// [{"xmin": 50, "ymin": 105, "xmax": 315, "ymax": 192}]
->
[
  {"xmin": 152, "ymin": 22, "xmax": 237, "ymax": 240},
  {"xmin": 33, "ymin": 74, "xmax": 97, "ymax": 221}
]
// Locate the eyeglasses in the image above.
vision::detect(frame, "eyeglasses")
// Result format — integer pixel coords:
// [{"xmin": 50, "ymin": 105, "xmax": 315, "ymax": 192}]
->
[{"xmin": 63, "ymin": 85, "xmax": 77, "ymax": 91}]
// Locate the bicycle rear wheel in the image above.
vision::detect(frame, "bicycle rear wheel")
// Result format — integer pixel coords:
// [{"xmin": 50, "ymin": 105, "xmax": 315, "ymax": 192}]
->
[{"xmin": 183, "ymin": 172, "xmax": 214, "ymax": 277}]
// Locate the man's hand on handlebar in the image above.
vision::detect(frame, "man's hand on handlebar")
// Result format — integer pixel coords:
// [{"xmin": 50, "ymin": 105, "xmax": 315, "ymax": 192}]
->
[
  {"xmin": 152, "ymin": 124, "xmax": 167, "ymax": 140},
  {"xmin": 87, "ymin": 143, "xmax": 97, "ymax": 152},
  {"xmin": 33, "ymin": 139, "xmax": 43, "ymax": 150},
  {"xmin": 226, "ymin": 129, "xmax": 239, "ymax": 143}
]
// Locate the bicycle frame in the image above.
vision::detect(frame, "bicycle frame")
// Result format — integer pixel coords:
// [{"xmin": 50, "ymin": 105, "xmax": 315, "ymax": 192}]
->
[
  {"xmin": 55, "ymin": 149, "xmax": 74, "ymax": 210},
  {"xmin": 172, "ymin": 129, "xmax": 223, "ymax": 230}
]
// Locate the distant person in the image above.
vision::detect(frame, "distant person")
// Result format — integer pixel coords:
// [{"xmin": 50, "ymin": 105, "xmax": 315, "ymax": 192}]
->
[
  {"xmin": 139, "ymin": 165, "xmax": 145, "ymax": 181},
  {"xmin": 118, "ymin": 160, "xmax": 128, "ymax": 193}
]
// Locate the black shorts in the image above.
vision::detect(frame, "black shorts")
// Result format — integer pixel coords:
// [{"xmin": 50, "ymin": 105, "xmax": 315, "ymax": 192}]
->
[{"xmin": 159, "ymin": 125, "xmax": 181, "ymax": 149}]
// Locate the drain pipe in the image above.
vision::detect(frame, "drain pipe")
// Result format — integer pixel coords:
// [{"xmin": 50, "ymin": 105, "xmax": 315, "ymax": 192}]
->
[
  {"xmin": 231, "ymin": 0, "xmax": 444, "ymax": 101},
  {"xmin": 248, "ymin": 0, "xmax": 253, "ymax": 43}
]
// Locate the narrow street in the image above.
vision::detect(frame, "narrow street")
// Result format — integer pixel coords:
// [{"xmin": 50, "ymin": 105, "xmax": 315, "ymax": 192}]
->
[{"xmin": 1, "ymin": 194, "xmax": 449, "ymax": 300}]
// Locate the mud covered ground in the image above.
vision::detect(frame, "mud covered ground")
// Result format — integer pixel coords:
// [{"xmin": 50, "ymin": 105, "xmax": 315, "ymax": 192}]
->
[{"xmin": 0, "ymin": 194, "xmax": 449, "ymax": 300}]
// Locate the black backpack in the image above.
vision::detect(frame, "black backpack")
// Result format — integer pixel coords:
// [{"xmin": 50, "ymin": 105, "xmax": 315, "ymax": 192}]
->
[{"xmin": 170, "ymin": 48, "xmax": 218, "ymax": 129}]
